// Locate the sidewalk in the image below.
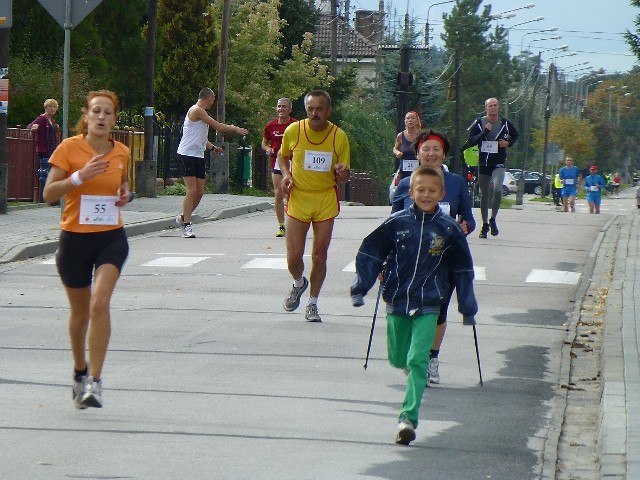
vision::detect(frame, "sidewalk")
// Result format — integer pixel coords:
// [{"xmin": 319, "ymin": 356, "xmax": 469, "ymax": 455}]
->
[{"xmin": 0, "ymin": 193, "xmax": 274, "ymax": 263}]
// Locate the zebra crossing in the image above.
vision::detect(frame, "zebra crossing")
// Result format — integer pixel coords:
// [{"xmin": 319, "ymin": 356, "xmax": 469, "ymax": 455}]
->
[{"xmin": 41, "ymin": 253, "xmax": 580, "ymax": 286}]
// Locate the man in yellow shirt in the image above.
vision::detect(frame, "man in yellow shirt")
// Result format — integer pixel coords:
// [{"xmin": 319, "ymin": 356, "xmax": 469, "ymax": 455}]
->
[{"xmin": 277, "ymin": 90, "xmax": 350, "ymax": 322}]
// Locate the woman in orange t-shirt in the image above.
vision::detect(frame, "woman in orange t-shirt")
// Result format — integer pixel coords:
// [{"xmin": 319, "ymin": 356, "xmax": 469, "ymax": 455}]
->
[{"xmin": 43, "ymin": 90, "xmax": 131, "ymax": 409}]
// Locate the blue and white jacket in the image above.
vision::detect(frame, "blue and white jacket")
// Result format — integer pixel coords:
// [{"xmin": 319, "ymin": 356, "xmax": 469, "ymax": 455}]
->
[
  {"xmin": 467, "ymin": 116, "xmax": 518, "ymax": 168},
  {"xmin": 351, "ymin": 205, "xmax": 478, "ymax": 319}
]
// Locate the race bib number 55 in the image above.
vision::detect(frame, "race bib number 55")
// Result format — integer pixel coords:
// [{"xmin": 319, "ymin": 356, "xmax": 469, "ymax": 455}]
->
[
  {"xmin": 79, "ymin": 195, "xmax": 120, "ymax": 225},
  {"xmin": 304, "ymin": 150, "xmax": 333, "ymax": 172}
]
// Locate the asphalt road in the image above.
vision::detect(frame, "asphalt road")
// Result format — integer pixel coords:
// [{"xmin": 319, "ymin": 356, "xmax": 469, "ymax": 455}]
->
[{"xmin": 0, "ymin": 203, "xmax": 611, "ymax": 479}]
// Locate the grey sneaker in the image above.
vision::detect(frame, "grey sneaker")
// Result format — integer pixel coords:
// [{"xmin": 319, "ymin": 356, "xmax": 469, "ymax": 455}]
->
[
  {"xmin": 283, "ymin": 277, "xmax": 308, "ymax": 311},
  {"xmin": 183, "ymin": 224, "xmax": 196, "ymax": 238},
  {"xmin": 305, "ymin": 304, "xmax": 322, "ymax": 322},
  {"xmin": 176, "ymin": 214, "xmax": 184, "ymax": 227},
  {"xmin": 82, "ymin": 376, "xmax": 103, "ymax": 408},
  {"xmin": 428, "ymin": 357, "xmax": 440, "ymax": 384},
  {"xmin": 72, "ymin": 375, "xmax": 88, "ymax": 410},
  {"xmin": 395, "ymin": 415, "xmax": 416, "ymax": 445}
]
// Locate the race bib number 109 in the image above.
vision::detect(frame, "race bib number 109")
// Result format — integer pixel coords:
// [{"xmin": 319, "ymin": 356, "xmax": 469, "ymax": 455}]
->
[{"xmin": 303, "ymin": 150, "xmax": 333, "ymax": 172}]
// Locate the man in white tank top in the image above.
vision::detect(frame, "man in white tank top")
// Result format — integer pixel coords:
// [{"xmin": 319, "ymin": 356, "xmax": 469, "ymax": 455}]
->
[{"xmin": 176, "ymin": 87, "xmax": 249, "ymax": 238}]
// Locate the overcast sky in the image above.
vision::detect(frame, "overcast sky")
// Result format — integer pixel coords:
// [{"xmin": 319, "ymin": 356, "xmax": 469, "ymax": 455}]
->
[{"xmin": 343, "ymin": 0, "xmax": 638, "ymax": 75}]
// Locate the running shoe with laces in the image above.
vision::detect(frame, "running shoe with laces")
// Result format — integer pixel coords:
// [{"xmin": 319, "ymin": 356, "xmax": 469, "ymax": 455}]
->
[
  {"xmin": 395, "ymin": 415, "xmax": 416, "ymax": 445},
  {"xmin": 72, "ymin": 375, "xmax": 88, "ymax": 410},
  {"xmin": 82, "ymin": 376, "xmax": 103, "ymax": 408},
  {"xmin": 276, "ymin": 224, "xmax": 286, "ymax": 238},
  {"xmin": 283, "ymin": 277, "xmax": 309, "ymax": 311},
  {"xmin": 479, "ymin": 223, "xmax": 489, "ymax": 239},
  {"xmin": 428, "ymin": 357, "xmax": 440, "ymax": 384},
  {"xmin": 183, "ymin": 224, "xmax": 196, "ymax": 238},
  {"xmin": 305, "ymin": 304, "xmax": 322, "ymax": 322},
  {"xmin": 489, "ymin": 217, "xmax": 499, "ymax": 236}
]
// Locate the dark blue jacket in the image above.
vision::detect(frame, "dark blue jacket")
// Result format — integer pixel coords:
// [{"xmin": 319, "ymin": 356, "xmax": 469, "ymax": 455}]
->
[
  {"xmin": 351, "ymin": 205, "xmax": 478, "ymax": 319},
  {"xmin": 467, "ymin": 116, "xmax": 518, "ymax": 168},
  {"xmin": 391, "ymin": 169, "xmax": 476, "ymax": 234}
]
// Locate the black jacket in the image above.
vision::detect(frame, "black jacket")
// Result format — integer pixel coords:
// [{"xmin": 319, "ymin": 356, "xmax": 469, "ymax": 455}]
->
[{"xmin": 467, "ymin": 116, "xmax": 518, "ymax": 168}]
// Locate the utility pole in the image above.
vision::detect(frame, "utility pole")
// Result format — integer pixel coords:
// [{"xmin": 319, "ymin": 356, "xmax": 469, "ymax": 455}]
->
[
  {"xmin": 0, "ymin": 27, "xmax": 8, "ymax": 214},
  {"xmin": 137, "ymin": 0, "xmax": 158, "ymax": 197},
  {"xmin": 451, "ymin": 50, "xmax": 462, "ymax": 174},
  {"xmin": 217, "ymin": 0, "xmax": 230, "ymax": 142},
  {"xmin": 516, "ymin": 53, "xmax": 542, "ymax": 205},
  {"xmin": 396, "ymin": 13, "xmax": 412, "ymax": 132},
  {"xmin": 341, "ymin": 0, "xmax": 350, "ymax": 65},
  {"xmin": 541, "ymin": 62, "xmax": 555, "ymax": 198},
  {"xmin": 330, "ymin": 0, "xmax": 338, "ymax": 75}
]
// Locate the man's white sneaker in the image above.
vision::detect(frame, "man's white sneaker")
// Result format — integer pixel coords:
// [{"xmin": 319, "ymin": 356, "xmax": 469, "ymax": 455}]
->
[
  {"xmin": 305, "ymin": 304, "xmax": 322, "ymax": 322},
  {"xmin": 72, "ymin": 375, "xmax": 88, "ymax": 410},
  {"xmin": 428, "ymin": 357, "xmax": 440, "ymax": 384},
  {"xmin": 183, "ymin": 224, "xmax": 196, "ymax": 238},
  {"xmin": 82, "ymin": 376, "xmax": 103, "ymax": 408},
  {"xmin": 395, "ymin": 416, "xmax": 416, "ymax": 445}
]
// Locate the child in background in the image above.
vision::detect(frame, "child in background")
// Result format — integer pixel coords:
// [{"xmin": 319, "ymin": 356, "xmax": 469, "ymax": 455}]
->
[{"xmin": 351, "ymin": 165, "xmax": 478, "ymax": 445}]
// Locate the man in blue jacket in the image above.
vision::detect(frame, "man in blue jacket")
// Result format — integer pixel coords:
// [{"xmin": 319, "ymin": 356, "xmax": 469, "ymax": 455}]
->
[{"xmin": 352, "ymin": 165, "xmax": 478, "ymax": 446}]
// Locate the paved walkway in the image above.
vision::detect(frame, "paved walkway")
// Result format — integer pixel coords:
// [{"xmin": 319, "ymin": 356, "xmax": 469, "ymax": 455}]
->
[
  {"xmin": 1, "ymin": 190, "xmax": 638, "ymax": 478},
  {"xmin": 0, "ymin": 193, "xmax": 274, "ymax": 264}
]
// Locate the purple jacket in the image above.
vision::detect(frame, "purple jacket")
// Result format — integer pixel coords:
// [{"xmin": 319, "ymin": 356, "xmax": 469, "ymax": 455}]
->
[{"xmin": 28, "ymin": 114, "xmax": 59, "ymax": 155}]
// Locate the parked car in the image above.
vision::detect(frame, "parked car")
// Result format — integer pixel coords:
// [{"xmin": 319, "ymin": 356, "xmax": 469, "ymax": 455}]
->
[
  {"xmin": 502, "ymin": 171, "xmax": 517, "ymax": 196},
  {"xmin": 511, "ymin": 171, "xmax": 552, "ymax": 195}
]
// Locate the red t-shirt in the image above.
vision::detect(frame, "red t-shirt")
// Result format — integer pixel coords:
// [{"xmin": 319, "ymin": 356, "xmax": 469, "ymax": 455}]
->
[{"xmin": 263, "ymin": 117, "xmax": 296, "ymax": 170}]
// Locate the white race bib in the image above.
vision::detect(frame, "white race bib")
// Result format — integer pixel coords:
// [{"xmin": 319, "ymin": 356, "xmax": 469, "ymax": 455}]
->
[
  {"xmin": 565, "ymin": 178, "xmax": 574, "ymax": 185},
  {"xmin": 480, "ymin": 141, "xmax": 499, "ymax": 154},
  {"xmin": 79, "ymin": 195, "xmax": 119, "ymax": 225},
  {"xmin": 402, "ymin": 159, "xmax": 418, "ymax": 172},
  {"xmin": 589, "ymin": 186, "xmax": 599, "ymax": 192},
  {"xmin": 438, "ymin": 202, "xmax": 451, "ymax": 216},
  {"xmin": 303, "ymin": 150, "xmax": 332, "ymax": 172}
]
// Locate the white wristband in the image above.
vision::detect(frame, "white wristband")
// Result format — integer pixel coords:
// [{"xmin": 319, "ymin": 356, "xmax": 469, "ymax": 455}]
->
[{"xmin": 70, "ymin": 171, "xmax": 83, "ymax": 186}]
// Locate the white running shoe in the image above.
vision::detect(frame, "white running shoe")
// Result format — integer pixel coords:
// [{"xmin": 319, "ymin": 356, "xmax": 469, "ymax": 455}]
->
[
  {"xmin": 428, "ymin": 357, "xmax": 440, "ymax": 384},
  {"xmin": 183, "ymin": 224, "xmax": 196, "ymax": 238},
  {"xmin": 395, "ymin": 415, "xmax": 416, "ymax": 445},
  {"xmin": 82, "ymin": 376, "xmax": 103, "ymax": 408}
]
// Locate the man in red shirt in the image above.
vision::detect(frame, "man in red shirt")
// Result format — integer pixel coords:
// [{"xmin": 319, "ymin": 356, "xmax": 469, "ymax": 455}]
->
[{"xmin": 262, "ymin": 98, "xmax": 296, "ymax": 237}]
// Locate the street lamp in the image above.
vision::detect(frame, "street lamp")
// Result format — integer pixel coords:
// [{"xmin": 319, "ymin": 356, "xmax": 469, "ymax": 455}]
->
[
  {"xmin": 528, "ymin": 36, "xmax": 563, "ymax": 52},
  {"xmin": 491, "ymin": 3, "xmax": 535, "ymax": 18},
  {"xmin": 609, "ymin": 86, "xmax": 628, "ymax": 123},
  {"xmin": 509, "ymin": 16, "xmax": 544, "ymax": 29},
  {"xmin": 425, "ymin": 0, "xmax": 455, "ymax": 49},
  {"xmin": 617, "ymin": 92, "xmax": 632, "ymax": 126},
  {"xmin": 519, "ymin": 27, "xmax": 558, "ymax": 53}
]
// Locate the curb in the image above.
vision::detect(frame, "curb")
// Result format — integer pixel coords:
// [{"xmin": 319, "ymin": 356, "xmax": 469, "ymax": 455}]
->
[{"xmin": 0, "ymin": 201, "xmax": 274, "ymax": 264}]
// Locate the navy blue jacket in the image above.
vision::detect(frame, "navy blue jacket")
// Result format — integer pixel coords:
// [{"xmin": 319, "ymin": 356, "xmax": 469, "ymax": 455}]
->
[
  {"xmin": 351, "ymin": 205, "xmax": 478, "ymax": 319},
  {"xmin": 391, "ymin": 169, "xmax": 476, "ymax": 234}
]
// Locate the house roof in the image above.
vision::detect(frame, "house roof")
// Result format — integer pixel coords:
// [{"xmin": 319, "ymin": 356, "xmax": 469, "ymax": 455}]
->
[{"xmin": 314, "ymin": 13, "xmax": 378, "ymax": 59}]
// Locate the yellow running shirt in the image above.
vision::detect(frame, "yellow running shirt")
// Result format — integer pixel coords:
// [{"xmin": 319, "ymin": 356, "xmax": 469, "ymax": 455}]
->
[{"xmin": 280, "ymin": 119, "xmax": 350, "ymax": 192}]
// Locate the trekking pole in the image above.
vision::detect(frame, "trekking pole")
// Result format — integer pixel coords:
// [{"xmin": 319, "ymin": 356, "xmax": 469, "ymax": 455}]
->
[
  {"xmin": 363, "ymin": 283, "xmax": 384, "ymax": 370},
  {"xmin": 472, "ymin": 324, "xmax": 484, "ymax": 386}
]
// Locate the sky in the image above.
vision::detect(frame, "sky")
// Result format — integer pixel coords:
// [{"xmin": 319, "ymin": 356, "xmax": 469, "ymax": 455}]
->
[{"xmin": 340, "ymin": 0, "xmax": 638, "ymax": 76}]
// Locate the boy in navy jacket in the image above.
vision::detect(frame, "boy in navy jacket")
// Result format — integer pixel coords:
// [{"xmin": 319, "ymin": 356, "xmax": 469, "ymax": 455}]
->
[{"xmin": 351, "ymin": 165, "xmax": 478, "ymax": 445}]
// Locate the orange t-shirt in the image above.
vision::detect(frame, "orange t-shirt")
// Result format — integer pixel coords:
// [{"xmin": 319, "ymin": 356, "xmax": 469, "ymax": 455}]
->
[{"xmin": 49, "ymin": 135, "xmax": 130, "ymax": 233}]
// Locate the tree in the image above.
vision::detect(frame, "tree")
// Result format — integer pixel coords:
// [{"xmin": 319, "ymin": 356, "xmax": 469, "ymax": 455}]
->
[
  {"xmin": 531, "ymin": 115, "xmax": 596, "ymax": 167},
  {"xmin": 625, "ymin": 0, "xmax": 640, "ymax": 60},
  {"xmin": 155, "ymin": 0, "xmax": 218, "ymax": 119}
]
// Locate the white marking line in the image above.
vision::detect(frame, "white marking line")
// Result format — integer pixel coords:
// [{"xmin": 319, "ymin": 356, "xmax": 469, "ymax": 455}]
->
[
  {"xmin": 242, "ymin": 257, "xmax": 288, "ymax": 269},
  {"xmin": 42, "ymin": 258, "xmax": 56, "ymax": 265},
  {"xmin": 142, "ymin": 257, "xmax": 209, "ymax": 268},
  {"xmin": 526, "ymin": 269, "xmax": 581, "ymax": 285},
  {"xmin": 343, "ymin": 261, "xmax": 355, "ymax": 272},
  {"xmin": 474, "ymin": 266, "xmax": 486, "ymax": 281},
  {"xmin": 156, "ymin": 253, "xmax": 225, "ymax": 256}
]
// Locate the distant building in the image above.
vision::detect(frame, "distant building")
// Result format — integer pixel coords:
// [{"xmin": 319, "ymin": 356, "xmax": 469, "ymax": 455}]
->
[{"xmin": 312, "ymin": 7, "xmax": 385, "ymax": 86}]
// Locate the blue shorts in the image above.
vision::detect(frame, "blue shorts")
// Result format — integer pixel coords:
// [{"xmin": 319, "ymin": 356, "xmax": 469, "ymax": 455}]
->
[
  {"xmin": 587, "ymin": 192, "xmax": 602, "ymax": 205},
  {"xmin": 561, "ymin": 187, "xmax": 577, "ymax": 197}
]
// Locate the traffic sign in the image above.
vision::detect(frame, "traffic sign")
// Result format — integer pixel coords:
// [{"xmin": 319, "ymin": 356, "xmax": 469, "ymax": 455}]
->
[
  {"xmin": 37, "ymin": 0, "xmax": 102, "ymax": 29},
  {"xmin": 0, "ymin": 1, "xmax": 12, "ymax": 28}
]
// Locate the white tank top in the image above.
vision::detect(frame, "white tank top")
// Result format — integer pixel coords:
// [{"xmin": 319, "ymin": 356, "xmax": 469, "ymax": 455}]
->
[{"xmin": 177, "ymin": 106, "xmax": 209, "ymax": 158}]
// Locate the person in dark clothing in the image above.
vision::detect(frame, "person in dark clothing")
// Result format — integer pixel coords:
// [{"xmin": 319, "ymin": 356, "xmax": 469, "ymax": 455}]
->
[{"xmin": 466, "ymin": 98, "xmax": 518, "ymax": 238}]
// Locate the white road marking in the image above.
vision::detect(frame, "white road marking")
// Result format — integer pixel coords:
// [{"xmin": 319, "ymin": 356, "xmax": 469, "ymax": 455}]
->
[
  {"xmin": 241, "ymin": 257, "xmax": 288, "ymax": 269},
  {"xmin": 526, "ymin": 269, "xmax": 581, "ymax": 285},
  {"xmin": 156, "ymin": 253, "xmax": 224, "ymax": 256},
  {"xmin": 343, "ymin": 261, "xmax": 355, "ymax": 272},
  {"xmin": 474, "ymin": 266, "xmax": 487, "ymax": 281},
  {"xmin": 142, "ymin": 257, "xmax": 209, "ymax": 267}
]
